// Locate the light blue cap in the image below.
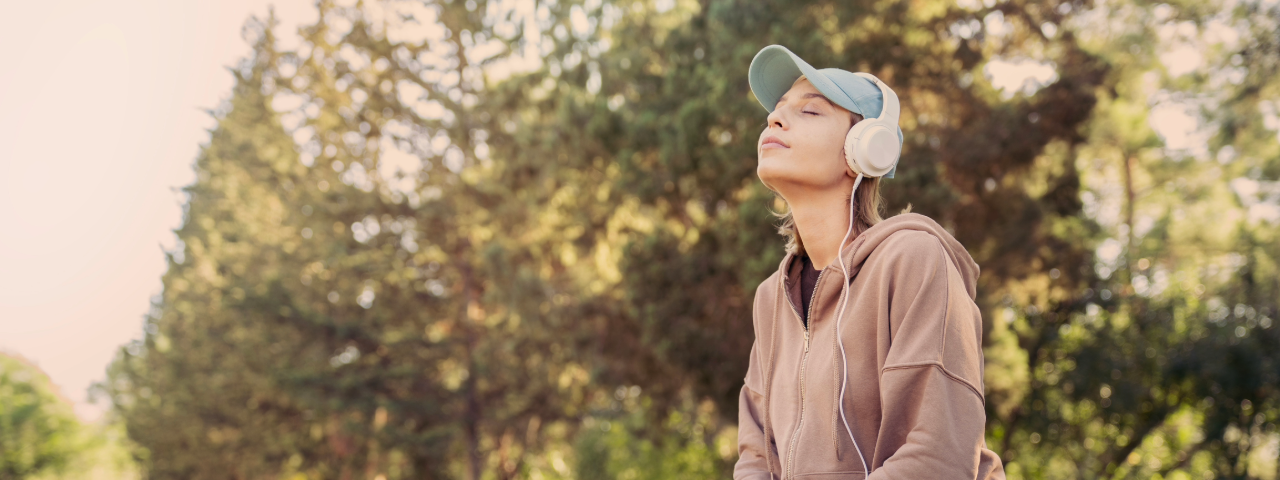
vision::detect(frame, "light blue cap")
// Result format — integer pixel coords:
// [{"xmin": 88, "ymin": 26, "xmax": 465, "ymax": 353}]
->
[{"xmin": 748, "ymin": 45, "xmax": 903, "ymax": 178}]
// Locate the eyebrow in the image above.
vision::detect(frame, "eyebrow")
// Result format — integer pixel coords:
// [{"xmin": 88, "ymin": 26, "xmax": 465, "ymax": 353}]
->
[{"xmin": 776, "ymin": 92, "xmax": 835, "ymax": 108}]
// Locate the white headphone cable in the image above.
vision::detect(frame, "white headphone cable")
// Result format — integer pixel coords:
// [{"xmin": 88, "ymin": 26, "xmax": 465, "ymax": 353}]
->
[{"xmin": 835, "ymin": 173, "xmax": 869, "ymax": 475}]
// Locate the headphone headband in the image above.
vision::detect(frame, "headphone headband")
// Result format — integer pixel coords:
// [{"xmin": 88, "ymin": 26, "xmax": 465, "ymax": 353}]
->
[{"xmin": 851, "ymin": 72, "xmax": 900, "ymax": 127}]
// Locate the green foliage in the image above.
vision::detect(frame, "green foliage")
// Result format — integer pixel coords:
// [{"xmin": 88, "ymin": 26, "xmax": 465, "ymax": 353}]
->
[
  {"xmin": 573, "ymin": 389, "xmax": 731, "ymax": 479},
  {"xmin": 0, "ymin": 354, "xmax": 80, "ymax": 480},
  {"xmin": 986, "ymin": 1, "xmax": 1280, "ymax": 477},
  {"xmin": 30, "ymin": 419, "xmax": 141, "ymax": 480},
  {"xmin": 101, "ymin": 0, "xmax": 1280, "ymax": 478}
]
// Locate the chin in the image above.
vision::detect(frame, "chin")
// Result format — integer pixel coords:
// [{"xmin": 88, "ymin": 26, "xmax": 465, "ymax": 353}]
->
[
  {"xmin": 757, "ymin": 158, "xmax": 806, "ymax": 193},
  {"xmin": 758, "ymin": 158, "xmax": 847, "ymax": 196}
]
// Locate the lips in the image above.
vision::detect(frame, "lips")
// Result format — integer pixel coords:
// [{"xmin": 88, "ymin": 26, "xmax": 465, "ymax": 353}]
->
[{"xmin": 760, "ymin": 135, "xmax": 789, "ymax": 149}]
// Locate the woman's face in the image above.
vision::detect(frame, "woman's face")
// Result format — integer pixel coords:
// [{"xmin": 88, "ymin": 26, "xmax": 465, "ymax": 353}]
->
[{"xmin": 756, "ymin": 77, "xmax": 856, "ymax": 195}]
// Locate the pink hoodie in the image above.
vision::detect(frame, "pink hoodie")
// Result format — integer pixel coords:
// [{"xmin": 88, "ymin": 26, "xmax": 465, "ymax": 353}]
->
[{"xmin": 735, "ymin": 213, "xmax": 1005, "ymax": 479}]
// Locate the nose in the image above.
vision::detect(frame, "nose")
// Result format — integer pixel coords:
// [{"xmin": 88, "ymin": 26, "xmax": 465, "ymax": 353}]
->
[{"xmin": 766, "ymin": 105, "xmax": 788, "ymax": 130}]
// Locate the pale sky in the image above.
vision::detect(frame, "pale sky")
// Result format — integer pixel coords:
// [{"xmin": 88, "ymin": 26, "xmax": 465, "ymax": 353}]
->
[{"xmin": 0, "ymin": 0, "xmax": 318, "ymax": 421}]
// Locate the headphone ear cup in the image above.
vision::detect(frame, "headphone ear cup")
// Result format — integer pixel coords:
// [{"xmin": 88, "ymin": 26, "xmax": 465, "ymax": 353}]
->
[
  {"xmin": 862, "ymin": 121, "xmax": 899, "ymax": 176},
  {"xmin": 846, "ymin": 119, "xmax": 898, "ymax": 178}
]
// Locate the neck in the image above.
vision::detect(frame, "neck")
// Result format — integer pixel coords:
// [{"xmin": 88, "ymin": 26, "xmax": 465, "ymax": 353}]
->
[{"xmin": 788, "ymin": 184, "xmax": 856, "ymax": 270}]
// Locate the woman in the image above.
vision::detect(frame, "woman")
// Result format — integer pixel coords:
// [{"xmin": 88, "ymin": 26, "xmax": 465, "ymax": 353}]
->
[{"xmin": 735, "ymin": 45, "xmax": 1005, "ymax": 479}]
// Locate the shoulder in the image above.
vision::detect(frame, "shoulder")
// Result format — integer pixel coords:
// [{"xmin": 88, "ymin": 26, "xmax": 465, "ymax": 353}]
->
[
  {"xmin": 869, "ymin": 229, "xmax": 948, "ymax": 279},
  {"xmin": 881, "ymin": 228, "xmax": 945, "ymax": 252},
  {"xmin": 749, "ymin": 269, "xmax": 789, "ymax": 338},
  {"xmin": 752, "ymin": 270, "xmax": 782, "ymax": 313}
]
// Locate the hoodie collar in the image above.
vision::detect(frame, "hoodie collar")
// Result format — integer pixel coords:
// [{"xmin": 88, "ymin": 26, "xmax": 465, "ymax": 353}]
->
[{"xmin": 778, "ymin": 213, "xmax": 980, "ymax": 301}]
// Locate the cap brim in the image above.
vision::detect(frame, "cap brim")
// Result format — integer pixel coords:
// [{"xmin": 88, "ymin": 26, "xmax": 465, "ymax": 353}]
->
[{"xmin": 748, "ymin": 45, "xmax": 862, "ymax": 116}]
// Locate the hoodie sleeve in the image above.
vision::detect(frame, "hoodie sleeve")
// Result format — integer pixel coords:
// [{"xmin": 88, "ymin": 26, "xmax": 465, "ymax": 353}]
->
[
  {"xmin": 735, "ymin": 280, "xmax": 781, "ymax": 480},
  {"xmin": 866, "ymin": 231, "xmax": 1004, "ymax": 480},
  {"xmin": 735, "ymin": 341, "xmax": 780, "ymax": 480}
]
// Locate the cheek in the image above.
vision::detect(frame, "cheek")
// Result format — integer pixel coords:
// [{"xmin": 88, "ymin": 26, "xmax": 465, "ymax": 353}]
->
[
  {"xmin": 799, "ymin": 127, "xmax": 847, "ymax": 160},
  {"xmin": 824, "ymin": 124, "xmax": 849, "ymax": 151},
  {"xmin": 796, "ymin": 128, "xmax": 852, "ymax": 178},
  {"xmin": 821, "ymin": 127, "xmax": 851, "ymax": 165}
]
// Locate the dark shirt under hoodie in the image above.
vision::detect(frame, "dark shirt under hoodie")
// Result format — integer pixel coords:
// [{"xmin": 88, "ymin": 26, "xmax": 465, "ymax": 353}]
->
[{"xmin": 799, "ymin": 255, "xmax": 822, "ymax": 326}]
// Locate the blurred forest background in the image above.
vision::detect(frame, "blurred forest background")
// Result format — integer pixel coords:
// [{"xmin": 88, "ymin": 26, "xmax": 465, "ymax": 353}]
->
[{"xmin": 5, "ymin": 0, "xmax": 1280, "ymax": 478}]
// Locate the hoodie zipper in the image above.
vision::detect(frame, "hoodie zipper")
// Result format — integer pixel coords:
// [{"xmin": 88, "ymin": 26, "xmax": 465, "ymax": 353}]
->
[{"xmin": 782, "ymin": 267, "xmax": 825, "ymax": 479}]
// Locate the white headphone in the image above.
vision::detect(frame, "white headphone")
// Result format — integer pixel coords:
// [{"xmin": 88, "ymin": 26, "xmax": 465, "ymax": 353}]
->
[
  {"xmin": 833, "ymin": 72, "xmax": 900, "ymax": 477},
  {"xmin": 842, "ymin": 72, "xmax": 901, "ymax": 178}
]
